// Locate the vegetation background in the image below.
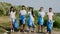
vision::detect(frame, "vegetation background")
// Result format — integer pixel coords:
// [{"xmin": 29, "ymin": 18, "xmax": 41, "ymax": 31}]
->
[{"xmin": 0, "ymin": 2, "xmax": 60, "ymax": 33}]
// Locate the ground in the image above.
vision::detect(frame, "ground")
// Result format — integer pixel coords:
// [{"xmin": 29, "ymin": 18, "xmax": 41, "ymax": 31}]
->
[{"xmin": 0, "ymin": 16, "xmax": 60, "ymax": 34}]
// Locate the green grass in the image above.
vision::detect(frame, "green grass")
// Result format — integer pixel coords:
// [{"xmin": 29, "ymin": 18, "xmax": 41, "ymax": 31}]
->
[
  {"xmin": 0, "ymin": 22, "xmax": 10, "ymax": 33},
  {"xmin": 0, "ymin": 28, "xmax": 6, "ymax": 33},
  {"xmin": 0, "ymin": 15, "xmax": 60, "ymax": 33}
]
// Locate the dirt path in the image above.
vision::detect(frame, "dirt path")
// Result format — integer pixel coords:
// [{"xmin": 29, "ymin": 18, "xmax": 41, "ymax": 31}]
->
[
  {"xmin": 0, "ymin": 16, "xmax": 60, "ymax": 34},
  {"xmin": 0, "ymin": 16, "xmax": 9, "ymax": 23},
  {"xmin": 3, "ymin": 30, "xmax": 60, "ymax": 34}
]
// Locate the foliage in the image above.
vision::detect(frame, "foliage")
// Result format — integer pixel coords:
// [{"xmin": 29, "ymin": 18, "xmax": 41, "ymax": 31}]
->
[{"xmin": 0, "ymin": 2, "xmax": 60, "ymax": 28}]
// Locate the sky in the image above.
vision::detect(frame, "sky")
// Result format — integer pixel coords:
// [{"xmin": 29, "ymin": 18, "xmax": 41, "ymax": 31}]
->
[{"xmin": 0, "ymin": 0, "xmax": 60, "ymax": 13}]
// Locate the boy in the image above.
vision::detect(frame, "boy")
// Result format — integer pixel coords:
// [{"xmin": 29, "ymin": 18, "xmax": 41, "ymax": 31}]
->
[
  {"xmin": 47, "ymin": 8, "xmax": 54, "ymax": 34},
  {"xmin": 19, "ymin": 5, "xmax": 27, "ymax": 32}
]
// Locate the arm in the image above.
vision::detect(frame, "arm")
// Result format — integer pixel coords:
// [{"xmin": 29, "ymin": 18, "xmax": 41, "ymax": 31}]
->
[
  {"xmin": 38, "ymin": 12, "xmax": 39, "ymax": 17},
  {"xmin": 52, "ymin": 14, "xmax": 55, "ymax": 23},
  {"xmin": 25, "ymin": 10, "xmax": 27, "ymax": 16},
  {"xmin": 46, "ymin": 12, "xmax": 49, "ymax": 20},
  {"xmin": 19, "ymin": 10, "xmax": 21, "ymax": 18},
  {"xmin": 9, "ymin": 12, "xmax": 10, "ymax": 16}
]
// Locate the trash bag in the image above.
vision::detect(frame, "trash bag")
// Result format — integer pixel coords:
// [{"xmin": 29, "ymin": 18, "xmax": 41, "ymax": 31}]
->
[
  {"xmin": 38, "ymin": 15, "xmax": 44, "ymax": 25},
  {"xmin": 47, "ymin": 20, "xmax": 52, "ymax": 32},
  {"xmin": 14, "ymin": 19, "xmax": 19, "ymax": 30},
  {"xmin": 28, "ymin": 18, "xmax": 33, "ymax": 27},
  {"xmin": 20, "ymin": 15, "xmax": 26, "ymax": 24}
]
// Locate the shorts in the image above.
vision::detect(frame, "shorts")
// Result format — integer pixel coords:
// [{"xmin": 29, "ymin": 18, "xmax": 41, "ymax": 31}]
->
[
  {"xmin": 10, "ymin": 18, "xmax": 15, "ymax": 23},
  {"xmin": 19, "ymin": 15, "xmax": 26, "ymax": 25},
  {"xmin": 28, "ymin": 18, "xmax": 35, "ymax": 28},
  {"xmin": 19, "ymin": 19, "xmax": 25, "ymax": 25},
  {"xmin": 38, "ymin": 17, "xmax": 44, "ymax": 25},
  {"xmin": 47, "ymin": 20, "xmax": 53, "ymax": 33}
]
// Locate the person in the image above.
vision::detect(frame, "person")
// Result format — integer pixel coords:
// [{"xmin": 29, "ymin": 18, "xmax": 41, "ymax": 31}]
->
[
  {"xmin": 27, "ymin": 7, "xmax": 36, "ymax": 32},
  {"xmin": 38, "ymin": 7, "xmax": 45, "ymax": 33},
  {"xmin": 9, "ymin": 6, "xmax": 16, "ymax": 32},
  {"xmin": 19, "ymin": 5, "xmax": 27, "ymax": 32},
  {"xmin": 47, "ymin": 8, "xmax": 54, "ymax": 34}
]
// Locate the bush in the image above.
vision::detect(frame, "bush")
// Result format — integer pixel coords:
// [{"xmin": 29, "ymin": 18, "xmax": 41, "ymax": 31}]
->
[
  {"xmin": 0, "ymin": 2, "xmax": 60, "ymax": 28},
  {"xmin": 53, "ymin": 16, "xmax": 60, "ymax": 28}
]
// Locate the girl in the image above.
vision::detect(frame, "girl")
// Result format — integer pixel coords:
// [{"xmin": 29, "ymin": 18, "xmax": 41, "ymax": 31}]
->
[
  {"xmin": 47, "ymin": 8, "xmax": 54, "ymax": 34},
  {"xmin": 19, "ymin": 5, "xmax": 27, "ymax": 32},
  {"xmin": 9, "ymin": 6, "xmax": 16, "ymax": 32},
  {"xmin": 38, "ymin": 7, "xmax": 45, "ymax": 33},
  {"xmin": 28, "ymin": 7, "xmax": 36, "ymax": 32}
]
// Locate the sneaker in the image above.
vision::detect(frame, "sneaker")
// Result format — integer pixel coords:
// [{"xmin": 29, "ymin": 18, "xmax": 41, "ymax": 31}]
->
[
  {"xmin": 22, "ymin": 30, "xmax": 24, "ymax": 32},
  {"xmin": 19, "ymin": 30, "xmax": 20, "ymax": 32},
  {"xmin": 12, "ymin": 30, "xmax": 14, "ymax": 32},
  {"xmin": 4, "ymin": 32, "xmax": 7, "ymax": 34},
  {"xmin": 29, "ymin": 31, "xmax": 31, "ymax": 33},
  {"xmin": 10, "ymin": 30, "xmax": 13, "ymax": 32},
  {"xmin": 33, "ymin": 31, "xmax": 36, "ymax": 33}
]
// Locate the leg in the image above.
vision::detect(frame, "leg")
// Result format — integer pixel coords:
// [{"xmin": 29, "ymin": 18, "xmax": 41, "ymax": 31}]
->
[
  {"xmin": 38, "ymin": 25, "xmax": 41, "ymax": 32},
  {"xmin": 40, "ymin": 25, "xmax": 41, "ymax": 32},
  {"xmin": 19, "ymin": 20, "xmax": 23, "ymax": 31},
  {"xmin": 49, "ymin": 28, "xmax": 52, "ymax": 34},
  {"xmin": 49, "ymin": 32, "xmax": 52, "ymax": 34},
  {"xmin": 10, "ymin": 21, "xmax": 13, "ymax": 29},
  {"xmin": 33, "ymin": 24, "xmax": 36, "ymax": 32},
  {"xmin": 38, "ymin": 25, "xmax": 39, "ymax": 32},
  {"xmin": 22, "ymin": 19, "xmax": 26, "ymax": 32},
  {"xmin": 10, "ymin": 18, "xmax": 13, "ymax": 30},
  {"xmin": 10, "ymin": 21, "xmax": 14, "ymax": 32},
  {"xmin": 41, "ymin": 25, "xmax": 44, "ymax": 32},
  {"xmin": 29, "ymin": 26, "xmax": 32, "ymax": 32},
  {"xmin": 23, "ymin": 24, "xmax": 25, "ymax": 31}
]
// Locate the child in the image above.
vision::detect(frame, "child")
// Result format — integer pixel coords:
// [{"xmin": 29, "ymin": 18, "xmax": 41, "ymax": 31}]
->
[
  {"xmin": 19, "ymin": 5, "xmax": 27, "ymax": 32},
  {"xmin": 28, "ymin": 7, "xmax": 36, "ymax": 32},
  {"xmin": 9, "ymin": 6, "xmax": 16, "ymax": 32},
  {"xmin": 38, "ymin": 7, "xmax": 45, "ymax": 33},
  {"xmin": 47, "ymin": 8, "xmax": 54, "ymax": 34}
]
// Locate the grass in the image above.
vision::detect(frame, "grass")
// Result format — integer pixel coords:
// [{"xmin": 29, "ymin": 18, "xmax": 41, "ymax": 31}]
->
[
  {"xmin": 0, "ymin": 28, "xmax": 6, "ymax": 33},
  {"xmin": 0, "ymin": 16, "xmax": 9, "ymax": 23},
  {"xmin": 0, "ymin": 16, "xmax": 60, "ymax": 33},
  {"xmin": 0, "ymin": 16, "xmax": 10, "ymax": 33}
]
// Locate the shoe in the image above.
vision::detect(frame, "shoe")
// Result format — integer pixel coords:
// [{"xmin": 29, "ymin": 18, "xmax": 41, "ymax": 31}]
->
[
  {"xmin": 11, "ymin": 30, "xmax": 13, "ymax": 32},
  {"xmin": 29, "ymin": 31, "xmax": 31, "ymax": 33},
  {"xmin": 12, "ymin": 30, "xmax": 14, "ymax": 32}
]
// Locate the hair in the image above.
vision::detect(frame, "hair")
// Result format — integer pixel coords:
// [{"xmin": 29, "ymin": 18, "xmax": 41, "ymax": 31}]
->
[
  {"xmin": 49, "ymin": 8, "xmax": 52, "ymax": 10},
  {"xmin": 22, "ymin": 5, "xmax": 25, "ymax": 7},
  {"xmin": 29, "ymin": 7, "xmax": 34, "ymax": 17},
  {"xmin": 21, "ymin": 5, "xmax": 25, "ymax": 10},
  {"xmin": 39, "ymin": 7, "xmax": 44, "ymax": 11},
  {"xmin": 49, "ymin": 8, "xmax": 52, "ymax": 12},
  {"xmin": 10, "ymin": 6, "xmax": 15, "ymax": 12}
]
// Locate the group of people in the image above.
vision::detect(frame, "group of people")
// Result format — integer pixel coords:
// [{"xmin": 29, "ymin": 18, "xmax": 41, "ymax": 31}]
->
[{"xmin": 9, "ymin": 5, "xmax": 54, "ymax": 34}]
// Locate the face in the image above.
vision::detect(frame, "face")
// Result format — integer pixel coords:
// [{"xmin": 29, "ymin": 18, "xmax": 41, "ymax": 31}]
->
[
  {"xmin": 30, "ymin": 8, "xmax": 32, "ymax": 12},
  {"xmin": 41, "ymin": 8, "xmax": 44, "ymax": 11},
  {"xmin": 49, "ymin": 9, "xmax": 52, "ymax": 12},
  {"xmin": 22, "ymin": 7, "xmax": 25, "ymax": 10},
  {"xmin": 11, "ymin": 8, "xmax": 14, "ymax": 11},
  {"xmin": 40, "ymin": 7, "xmax": 44, "ymax": 12}
]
